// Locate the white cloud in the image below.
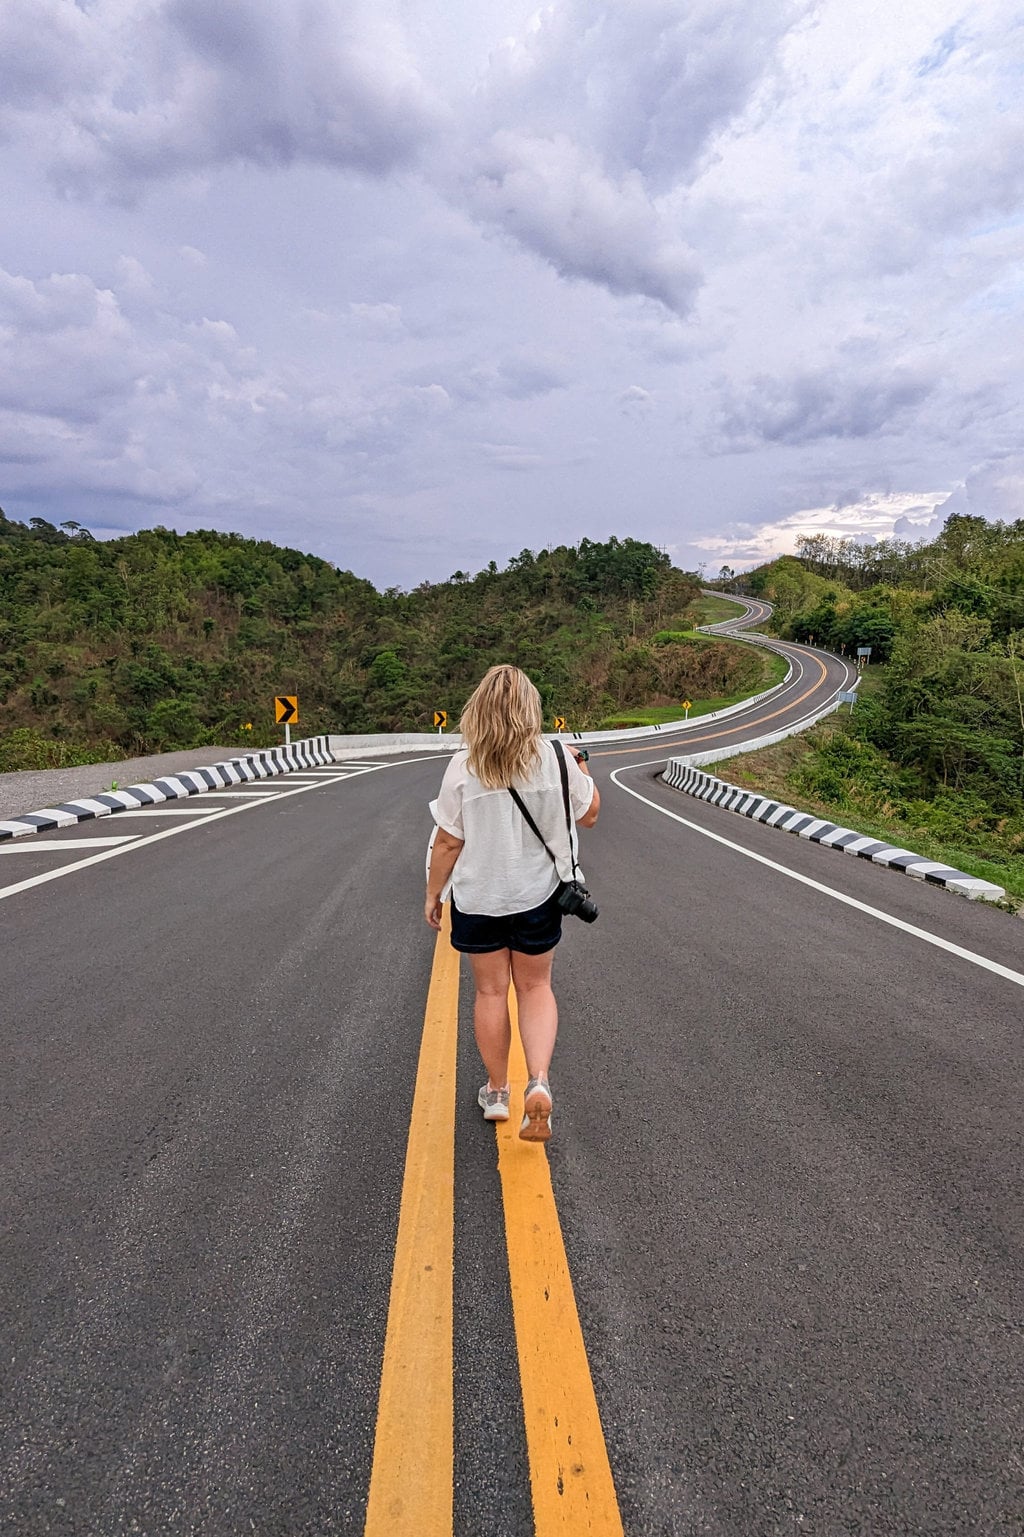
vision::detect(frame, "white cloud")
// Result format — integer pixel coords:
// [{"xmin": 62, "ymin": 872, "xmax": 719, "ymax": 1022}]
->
[
  {"xmin": 349, "ymin": 301, "xmax": 405, "ymax": 335},
  {"xmin": 480, "ymin": 0, "xmax": 809, "ymax": 191},
  {"xmin": 693, "ymin": 491, "xmax": 956, "ymax": 569}
]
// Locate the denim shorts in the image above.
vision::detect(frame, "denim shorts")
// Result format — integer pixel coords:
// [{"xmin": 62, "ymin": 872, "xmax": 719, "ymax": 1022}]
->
[{"xmin": 449, "ymin": 889, "xmax": 563, "ymax": 955}]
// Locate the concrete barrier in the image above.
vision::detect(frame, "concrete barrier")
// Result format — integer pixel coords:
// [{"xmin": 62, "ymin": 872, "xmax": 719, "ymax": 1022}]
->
[
  {"xmin": 661, "ymin": 727, "xmax": 1005, "ymax": 903},
  {"xmin": 326, "ymin": 632, "xmax": 799, "ymax": 758},
  {"xmin": 0, "ymin": 736, "xmax": 335, "ymax": 842}
]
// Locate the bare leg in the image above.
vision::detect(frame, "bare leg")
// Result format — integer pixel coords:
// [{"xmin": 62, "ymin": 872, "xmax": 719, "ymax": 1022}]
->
[
  {"xmin": 468, "ymin": 949, "xmax": 512, "ymax": 1088},
  {"xmin": 510, "ymin": 948, "xmax": 557, "ymax": 1082}
]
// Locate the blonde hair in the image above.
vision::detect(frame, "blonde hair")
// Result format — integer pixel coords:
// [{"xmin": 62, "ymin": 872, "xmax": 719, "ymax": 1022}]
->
[{"xmin": 460, "ymin": 665, "xmax": 543, "ymax": 788}]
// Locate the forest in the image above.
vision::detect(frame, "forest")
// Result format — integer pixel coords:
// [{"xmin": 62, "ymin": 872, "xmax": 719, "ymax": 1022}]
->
[
  {"xmin": 720, "ymin": 514, "xmax": 1024, "ymax": 892},
  {"xmin": 0, "ymin": 513, "xmax": 768, "ymax": 768}
]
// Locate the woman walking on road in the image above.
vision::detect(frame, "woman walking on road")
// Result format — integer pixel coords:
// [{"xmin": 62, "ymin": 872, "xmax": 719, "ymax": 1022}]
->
[{"xmin": 425, "ymin": 665, "xmax": 600, "ymax": 1142}]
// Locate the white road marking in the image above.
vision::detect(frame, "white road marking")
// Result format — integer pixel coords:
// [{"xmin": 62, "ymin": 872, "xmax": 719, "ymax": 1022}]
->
[
  {"xmin": 195, "ymin": 787, "xmax": 282, "ymax": 795},
  {"xmin": 0, "ymin": 758, "xmax": 423, "ymax": 905},
  {"xmin": 0, "ymin": 836, "xmax": 140, "ymax": 851},
  {"xmin": 611, "ymin": 765, "xmax": 1024, "ymax": 990},
  {"xmin": 97, "ymin": 806, "xmax": 224, "ymax": 816}
]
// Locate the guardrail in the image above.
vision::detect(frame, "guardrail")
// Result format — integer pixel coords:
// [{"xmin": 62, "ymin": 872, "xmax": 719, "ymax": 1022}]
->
[
  {"xmin": 662, "ymin": 680, "xmax": 858, "ymax": 771},
  {"xmin": 326, "ymin": 620, "xmax": 799, "ymax": 757},
  {"xmin": 0, "ymin": 736, "xmax": 335, "ymax": 842},
  {"xmin": 660, "ymin": 730, "xmax": 1005, "ymax": 903}
]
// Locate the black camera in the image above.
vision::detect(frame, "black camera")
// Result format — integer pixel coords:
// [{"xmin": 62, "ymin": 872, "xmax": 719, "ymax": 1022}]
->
[{"xmin": 557, "ymin": 879, "xmax": 599, "ymax": 923}]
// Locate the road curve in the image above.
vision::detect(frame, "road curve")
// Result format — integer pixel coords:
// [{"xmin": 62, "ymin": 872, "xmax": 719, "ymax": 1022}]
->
[
  {"xmin": 2, "ymin": 736, "xmax": 1022, "ymax": 1535},
  {"xmin": 590, "ymin": 594, "xmax": 856, "ymax": 765}
]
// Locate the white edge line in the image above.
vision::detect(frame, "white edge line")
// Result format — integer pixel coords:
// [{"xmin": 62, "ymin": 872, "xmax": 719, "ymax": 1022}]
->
[
  {"xmin": 609, "ymin": 764, "xmax": 1024, "ymax": 990},
  {"xmin": 0, "ymin": 759, "xmax": 422, "ymax": 905}
]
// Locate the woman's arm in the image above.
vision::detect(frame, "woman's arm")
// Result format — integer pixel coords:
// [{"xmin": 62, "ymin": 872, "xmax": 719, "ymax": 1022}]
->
[
  {"xmin": 425, "ymin": 827, "xmax": 465, "ymax": 930},
  {"xmin": 568, "ymin": 747, "xmax": 601, "ymax": 828},
  {"xmin": 578, "ymin": 781, "xmax": 600, "ymax": 828}
]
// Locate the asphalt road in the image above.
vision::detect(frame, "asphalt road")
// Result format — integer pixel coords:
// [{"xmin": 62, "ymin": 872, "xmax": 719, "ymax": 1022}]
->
[{"xmin": 2, "ymin": 693, "xmax": 1022, "ymax": 1533}]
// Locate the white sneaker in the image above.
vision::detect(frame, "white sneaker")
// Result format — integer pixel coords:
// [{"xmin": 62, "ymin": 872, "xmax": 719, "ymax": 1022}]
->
[
  {"xmin": 519, "ymin": 1077, "xmax": 552, "ymax": 1142},
  {"xmin": 478, "ymin": 1083, "xmax": 510, "ymax": 1121}
]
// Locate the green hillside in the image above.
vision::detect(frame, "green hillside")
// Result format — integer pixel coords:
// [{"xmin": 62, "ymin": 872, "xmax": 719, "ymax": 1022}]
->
[
  {"xmin": 715, "ymin": 515, "xmax": 1024, "ymax": 896},
  {"xmin": 0, "ymin": 514, "xmax": 763, "ymax": 767}
]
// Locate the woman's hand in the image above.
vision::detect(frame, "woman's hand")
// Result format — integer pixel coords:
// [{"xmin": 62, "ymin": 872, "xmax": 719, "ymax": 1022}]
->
[{"xmin": 425, "ymin": 826, "xmax": 464, "ymax": 930}]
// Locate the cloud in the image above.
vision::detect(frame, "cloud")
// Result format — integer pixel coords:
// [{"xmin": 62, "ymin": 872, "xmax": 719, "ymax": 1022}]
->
[
  {"xmin": 464, "ymin": 130, "xmax": 701, "ymax": 311},
  {"xmin": 0, "ymin": 0, "xmax": 96, "ymax": 112},
  {"xmin": 3, "ymin": 0, "xmax": 442, "ymax": 196},
  {"xmin": 1, "ymin": 0, "xmax": 803, "ymax": 313},
  {"xmin": 480, "ymin": 442, "xmax": 546, "ymax": 472},
  {"xmin": 915, "ymin": 24, "xmax": 964, "ymax": 77},
  {"xmin": 712, "ymin": 366, "xmax": 935, "ymax": 450},
  {"xmin": 449, "ymin": 351, "xmax": 567, "ymax": 404},
  {"xmin": 0, "ymin": 270, "xmax": 140, "ymax": 422},
  {"xmin": 955, "ymin": 454, "xmax": 1024, "ymax": 524},
  {"xmin": 481, "ymin": 0, "xmax": 809, "ymax": 192},
  {"xmin": 458, "ymin": 0, "xmax": 808, "ymax": 310},
  {"xmin": 0, "ymin": 263, "xmax": 460, "ymax": 521},
  {"xmin": 885, "ymin": 7, "xmax": 1024, "ymax": 244},
  {"xmin": 619, "ymin": 385, "xmax": 654, "ymax": 417},
  {"xmin": 692, "ymin": 491, "xmax": 956, "ymax": 569},
  {"xmin": 349, "ymin": 302, "xmax": 405, "ymax": 335}
]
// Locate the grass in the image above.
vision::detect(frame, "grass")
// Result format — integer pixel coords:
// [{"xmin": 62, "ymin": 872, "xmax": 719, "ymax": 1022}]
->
[
  {"xmin": 598, "ymin": 637, "xmax": 788, "ymax": 729},
  {"xmin": 688, "ymin": 594, "xmax": 750, "ymax": 626},
  {"xmin": 703, "ymin": 720, "xmax": 1024, "ymax": 912}
]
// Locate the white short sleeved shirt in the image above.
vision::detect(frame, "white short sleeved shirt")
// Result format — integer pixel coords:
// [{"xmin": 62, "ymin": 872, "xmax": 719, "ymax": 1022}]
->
[{"xmin": 434, "ymin": 742, "xmax": 595, "ymax": 917}]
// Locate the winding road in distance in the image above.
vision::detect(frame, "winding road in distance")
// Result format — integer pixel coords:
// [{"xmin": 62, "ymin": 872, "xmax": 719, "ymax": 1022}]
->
[
  {"xmin": 2, "ymin": 608, "xmax": 1021, "ymax": 1537},
  {"xmin": 587, "ymin": 594, "xmax": 856, "ymax": 769}
]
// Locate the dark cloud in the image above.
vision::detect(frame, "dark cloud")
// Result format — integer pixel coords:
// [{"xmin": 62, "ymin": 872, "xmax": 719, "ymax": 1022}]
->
[
  {"xmin": 465, "ymin": 131, "xmax": 701, "ymax": 311},
  {"xmin": 714, "ymin": 367, "xmax": 936, "ymax": 450},
  {"xmin": 6, "ymin": 0, "xmax": 442, "ymax": 195}
]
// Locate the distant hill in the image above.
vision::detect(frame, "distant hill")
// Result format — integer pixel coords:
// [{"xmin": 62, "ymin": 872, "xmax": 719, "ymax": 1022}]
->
[{"xmin": 0, "ymin": 514, "xmax": 765, "ymax": 765}]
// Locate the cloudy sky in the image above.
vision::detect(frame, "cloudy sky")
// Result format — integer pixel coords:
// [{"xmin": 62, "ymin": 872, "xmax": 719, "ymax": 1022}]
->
[{"xmin": 1, "ymin": 0, "xmax": 1021, "ymax": 588}]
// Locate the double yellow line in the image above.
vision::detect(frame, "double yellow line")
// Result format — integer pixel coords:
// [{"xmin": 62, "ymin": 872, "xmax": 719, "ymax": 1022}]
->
[{"xmin": 364, "ymin": 910, "xmax": 623, "ymax": 1535}]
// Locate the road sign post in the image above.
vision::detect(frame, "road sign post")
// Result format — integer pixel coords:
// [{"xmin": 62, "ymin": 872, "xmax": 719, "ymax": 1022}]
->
[
  {"xmin": 433, "ymin": 710, "xmax": 447, "ymax": 734},
  {"xmin": 681, "ymin": 699, "xmax": 692, "ymax": 719},
  {"xmin": 275, "ymin": 695, "xmax": 298, "ymax": 746},
  {"xmin": 553, "ymin": 716, "xmax": 567, "ymax": 732}
]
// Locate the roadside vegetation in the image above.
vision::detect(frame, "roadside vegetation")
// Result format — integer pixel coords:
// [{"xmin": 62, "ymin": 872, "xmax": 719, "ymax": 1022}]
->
[
  {"xmin": 598, "ymin": 634, "xmax": 787, "ymax": 726},
  {"xmin": 709, "ymin": 516, "xmax": 1024, "ymax": 908},
  {"xmin": 0, "ymin": 513, "xmax": 773, "ymax": 767},
  {"xmin": 687, "ymin": 593, "xmax": 749, "ymax": 627}
]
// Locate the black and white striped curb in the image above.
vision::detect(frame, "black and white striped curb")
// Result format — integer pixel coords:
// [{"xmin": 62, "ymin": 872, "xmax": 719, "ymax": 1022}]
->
[
  {"xmin": 661, "ymin": 759, "xmax": 1005, "ymax": 903},
  {"xmin": 0, "ymin": 736, "xmax": 335, "ymax": 843}
]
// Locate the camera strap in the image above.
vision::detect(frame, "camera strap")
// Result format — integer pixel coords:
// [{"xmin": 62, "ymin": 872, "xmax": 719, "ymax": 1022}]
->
[{"xmin": 507, "ymin": 742, "xmax": 578, "ymax": 882}]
